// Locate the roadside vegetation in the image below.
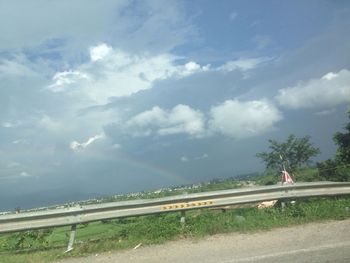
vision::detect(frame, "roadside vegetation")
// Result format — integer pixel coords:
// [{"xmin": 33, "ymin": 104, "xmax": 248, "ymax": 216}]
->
[{"xmin": 1, "ymin": 195, "xmax": 350, "ymax": 263}]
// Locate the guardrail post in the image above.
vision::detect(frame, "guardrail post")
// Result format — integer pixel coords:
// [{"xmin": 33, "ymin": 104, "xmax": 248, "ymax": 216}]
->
[
  {"xmin": 180, "ymin": 210, "xmax": 186, "ymax": 225},
  {"xmin": 281, "ymin": 201, "xmax": 286, "ymax": 212},
  {"xmin": 65, "ymin": 224, "xmax": 77, "ymax": 253}
]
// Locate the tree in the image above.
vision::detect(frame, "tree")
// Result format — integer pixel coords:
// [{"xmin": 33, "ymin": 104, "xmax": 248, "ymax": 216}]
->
[
  {"xmin": 317, "ymin": 110, "xmax": 350, "ymax": 182},
  {"xmin": 256, "ymin": 134, "xmax": 320, "ymax": 173},
  {"xmin": 333, "ymin": 110, "xmax": 350, "ymax": 164}
]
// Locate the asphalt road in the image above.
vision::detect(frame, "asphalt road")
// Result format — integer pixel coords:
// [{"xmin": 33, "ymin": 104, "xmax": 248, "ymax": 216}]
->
[{"xmin": 57, "ymin": 219, "xmax": 350, "ymax": 263}]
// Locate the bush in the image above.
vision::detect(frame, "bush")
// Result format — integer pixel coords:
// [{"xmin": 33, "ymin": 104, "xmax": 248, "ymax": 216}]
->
[{"xmin": 317, "ymin": 160, "xmax": 350, "ymax": 182}]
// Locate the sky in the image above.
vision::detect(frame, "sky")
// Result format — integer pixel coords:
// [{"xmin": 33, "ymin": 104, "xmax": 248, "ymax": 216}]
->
[{"xmin": 0, "ymin": 0, "xmax": 350, "ymax": 210}]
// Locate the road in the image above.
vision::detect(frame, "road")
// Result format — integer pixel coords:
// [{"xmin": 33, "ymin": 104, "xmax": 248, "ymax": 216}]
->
[{"xmin": 57, "ymin": 219, "xmax": 350, "ymax": 263}]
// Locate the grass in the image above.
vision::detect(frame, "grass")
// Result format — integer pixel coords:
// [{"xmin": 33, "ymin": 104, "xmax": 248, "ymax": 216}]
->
[
  {"xmin": 1, "ymin": 196, "xmax": 350, "ymax": 263},
  {"xmin": 252, "ymin": 167, "xmax": 325, "ymax": 185}
]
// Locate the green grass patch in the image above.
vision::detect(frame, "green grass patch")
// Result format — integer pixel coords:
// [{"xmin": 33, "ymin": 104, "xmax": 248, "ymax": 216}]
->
[{"xmin": 253, "ymin": 167, "xmax": 329, "ymax": 185}]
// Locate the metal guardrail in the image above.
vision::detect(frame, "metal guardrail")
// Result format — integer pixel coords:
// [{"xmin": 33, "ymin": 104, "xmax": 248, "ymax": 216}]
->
[
  {"xmin": 1, "ymin": 182, "xmax": 350, "ymax": 234},
  {"xmin": 1, "ymin": 182, "xmax": 350, "ymax": 252}
]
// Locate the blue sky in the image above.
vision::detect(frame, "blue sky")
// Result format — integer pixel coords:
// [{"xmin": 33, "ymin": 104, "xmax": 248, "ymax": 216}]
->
[{"xmin": 0, "ymin": 0, "xmax": 349, "ymax": 210}]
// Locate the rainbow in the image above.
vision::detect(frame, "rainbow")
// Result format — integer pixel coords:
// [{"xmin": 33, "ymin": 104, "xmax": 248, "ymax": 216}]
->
[{"xmin": 114, "ymin": 153, "xmax": 191, "ymax": 185}]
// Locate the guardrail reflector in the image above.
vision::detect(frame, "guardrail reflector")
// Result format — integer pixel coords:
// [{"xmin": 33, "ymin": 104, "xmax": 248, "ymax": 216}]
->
[{"xmin": 161, "ymin": 200, "xmax": 213, "ymax": 210}]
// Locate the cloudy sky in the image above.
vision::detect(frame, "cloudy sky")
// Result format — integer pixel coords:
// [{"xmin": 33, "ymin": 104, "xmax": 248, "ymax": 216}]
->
[{"xmin": 1, "ymin": 0, "xmax": 350, "ymax": 210}]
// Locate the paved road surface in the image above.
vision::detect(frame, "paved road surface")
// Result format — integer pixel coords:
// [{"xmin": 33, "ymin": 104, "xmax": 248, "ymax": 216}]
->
[{"xmin": 57, "ymin": 219, "xmax": 350, "ymax": 263}]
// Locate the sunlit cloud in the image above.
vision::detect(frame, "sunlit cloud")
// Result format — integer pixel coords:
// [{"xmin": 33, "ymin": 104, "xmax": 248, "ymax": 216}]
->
[
  {"xmin": 70, "ymin": 133, "xmax": 104, "ymax": 152},
  {"xmin": 90, "ymin": 43, "xmax": 112, "ymax": 62},
  {"xmin": 218, "ymin": 57, "xmax": 272, "ymax": 72},
  {"xmin": 124, "ymin": 104, "xmax": 206, "ymax": 138},
  {"xmin": 276, "ymin": 69, "xmax": 350, "ymax": 109},
  {"xmin": 209, "ymin": 99, "xmax": 282, "ymax": 138}
]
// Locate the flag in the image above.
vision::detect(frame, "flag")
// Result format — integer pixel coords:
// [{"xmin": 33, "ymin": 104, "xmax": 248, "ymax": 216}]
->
[{"xmin": 281, "ymin": 170, "xmax": 294, "ymax": 185}]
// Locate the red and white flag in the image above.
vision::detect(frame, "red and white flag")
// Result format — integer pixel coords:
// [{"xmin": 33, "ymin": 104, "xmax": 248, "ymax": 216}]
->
[{"xmin": 281, "ymin": 170, "xmax": 294, "ymax": 184}]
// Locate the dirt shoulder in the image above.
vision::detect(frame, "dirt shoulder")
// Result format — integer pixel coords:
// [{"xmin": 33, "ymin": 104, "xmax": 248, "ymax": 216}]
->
[{"xmin": 56, "ymin": 219, "xmax": 350, "ymax": 263}]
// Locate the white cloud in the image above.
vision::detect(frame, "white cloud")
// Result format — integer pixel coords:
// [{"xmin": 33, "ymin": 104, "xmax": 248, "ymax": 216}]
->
[
  {"xmin": 178, "ymin": 61, "xmax": 209, "ymax": 76},
  {"xmin": 124, "ymin": 100, "xmax": 282, "ymax": 140},
  {"xmin": 128, "ymin": 106, "xmax": 167, "ymax": 127},
  {"xmin": 276, "ymin": 69, "xmax": 350, "ymax": 109},
  {"xmin": 209, "ymin": 99, "xmax": 282, "ymax": 138},
  {"xmin": 159, "ymin": 105, "xmax": 205, "ymax": 136},
  {"xmin": 48, "ymin": 70, "xmax": 89, "ymax": 92},
  {"xmin": 120, "ymin": 99, "xmax": 283, "ymax": 139},
  {"xmin": 322, "ymin": 72, "xmax": 337, "ymax": 80},
  {"xmin": 70, "ymin": 133, "xmax": 104, "ymax": 152},
  {"xmin": 48, "ymin": 45, "xmax": 212, "ymax": 104},
  {"xmin": 185, "ymin": 61, "xmax": 200, "ymax": 71},
  {"xmin": 218, "ymin": 57, "xmax": 271, "ymax": 72},
  {"xmin": 48, "ymin": 44, "xmax": 267, "ymax": 105},
  {"xmin": 90, "ymin": 43, "xmax": 112, "ymax": 62},
  {"xmin": 125, "ymin": 104, "xmax": 206, "ymax": 138}
]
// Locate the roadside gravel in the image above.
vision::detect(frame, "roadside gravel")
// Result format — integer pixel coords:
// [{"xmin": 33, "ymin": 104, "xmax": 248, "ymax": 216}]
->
[{"xmin": 56, "ymin": 219, "xmax": 350, "ymax": 263}]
